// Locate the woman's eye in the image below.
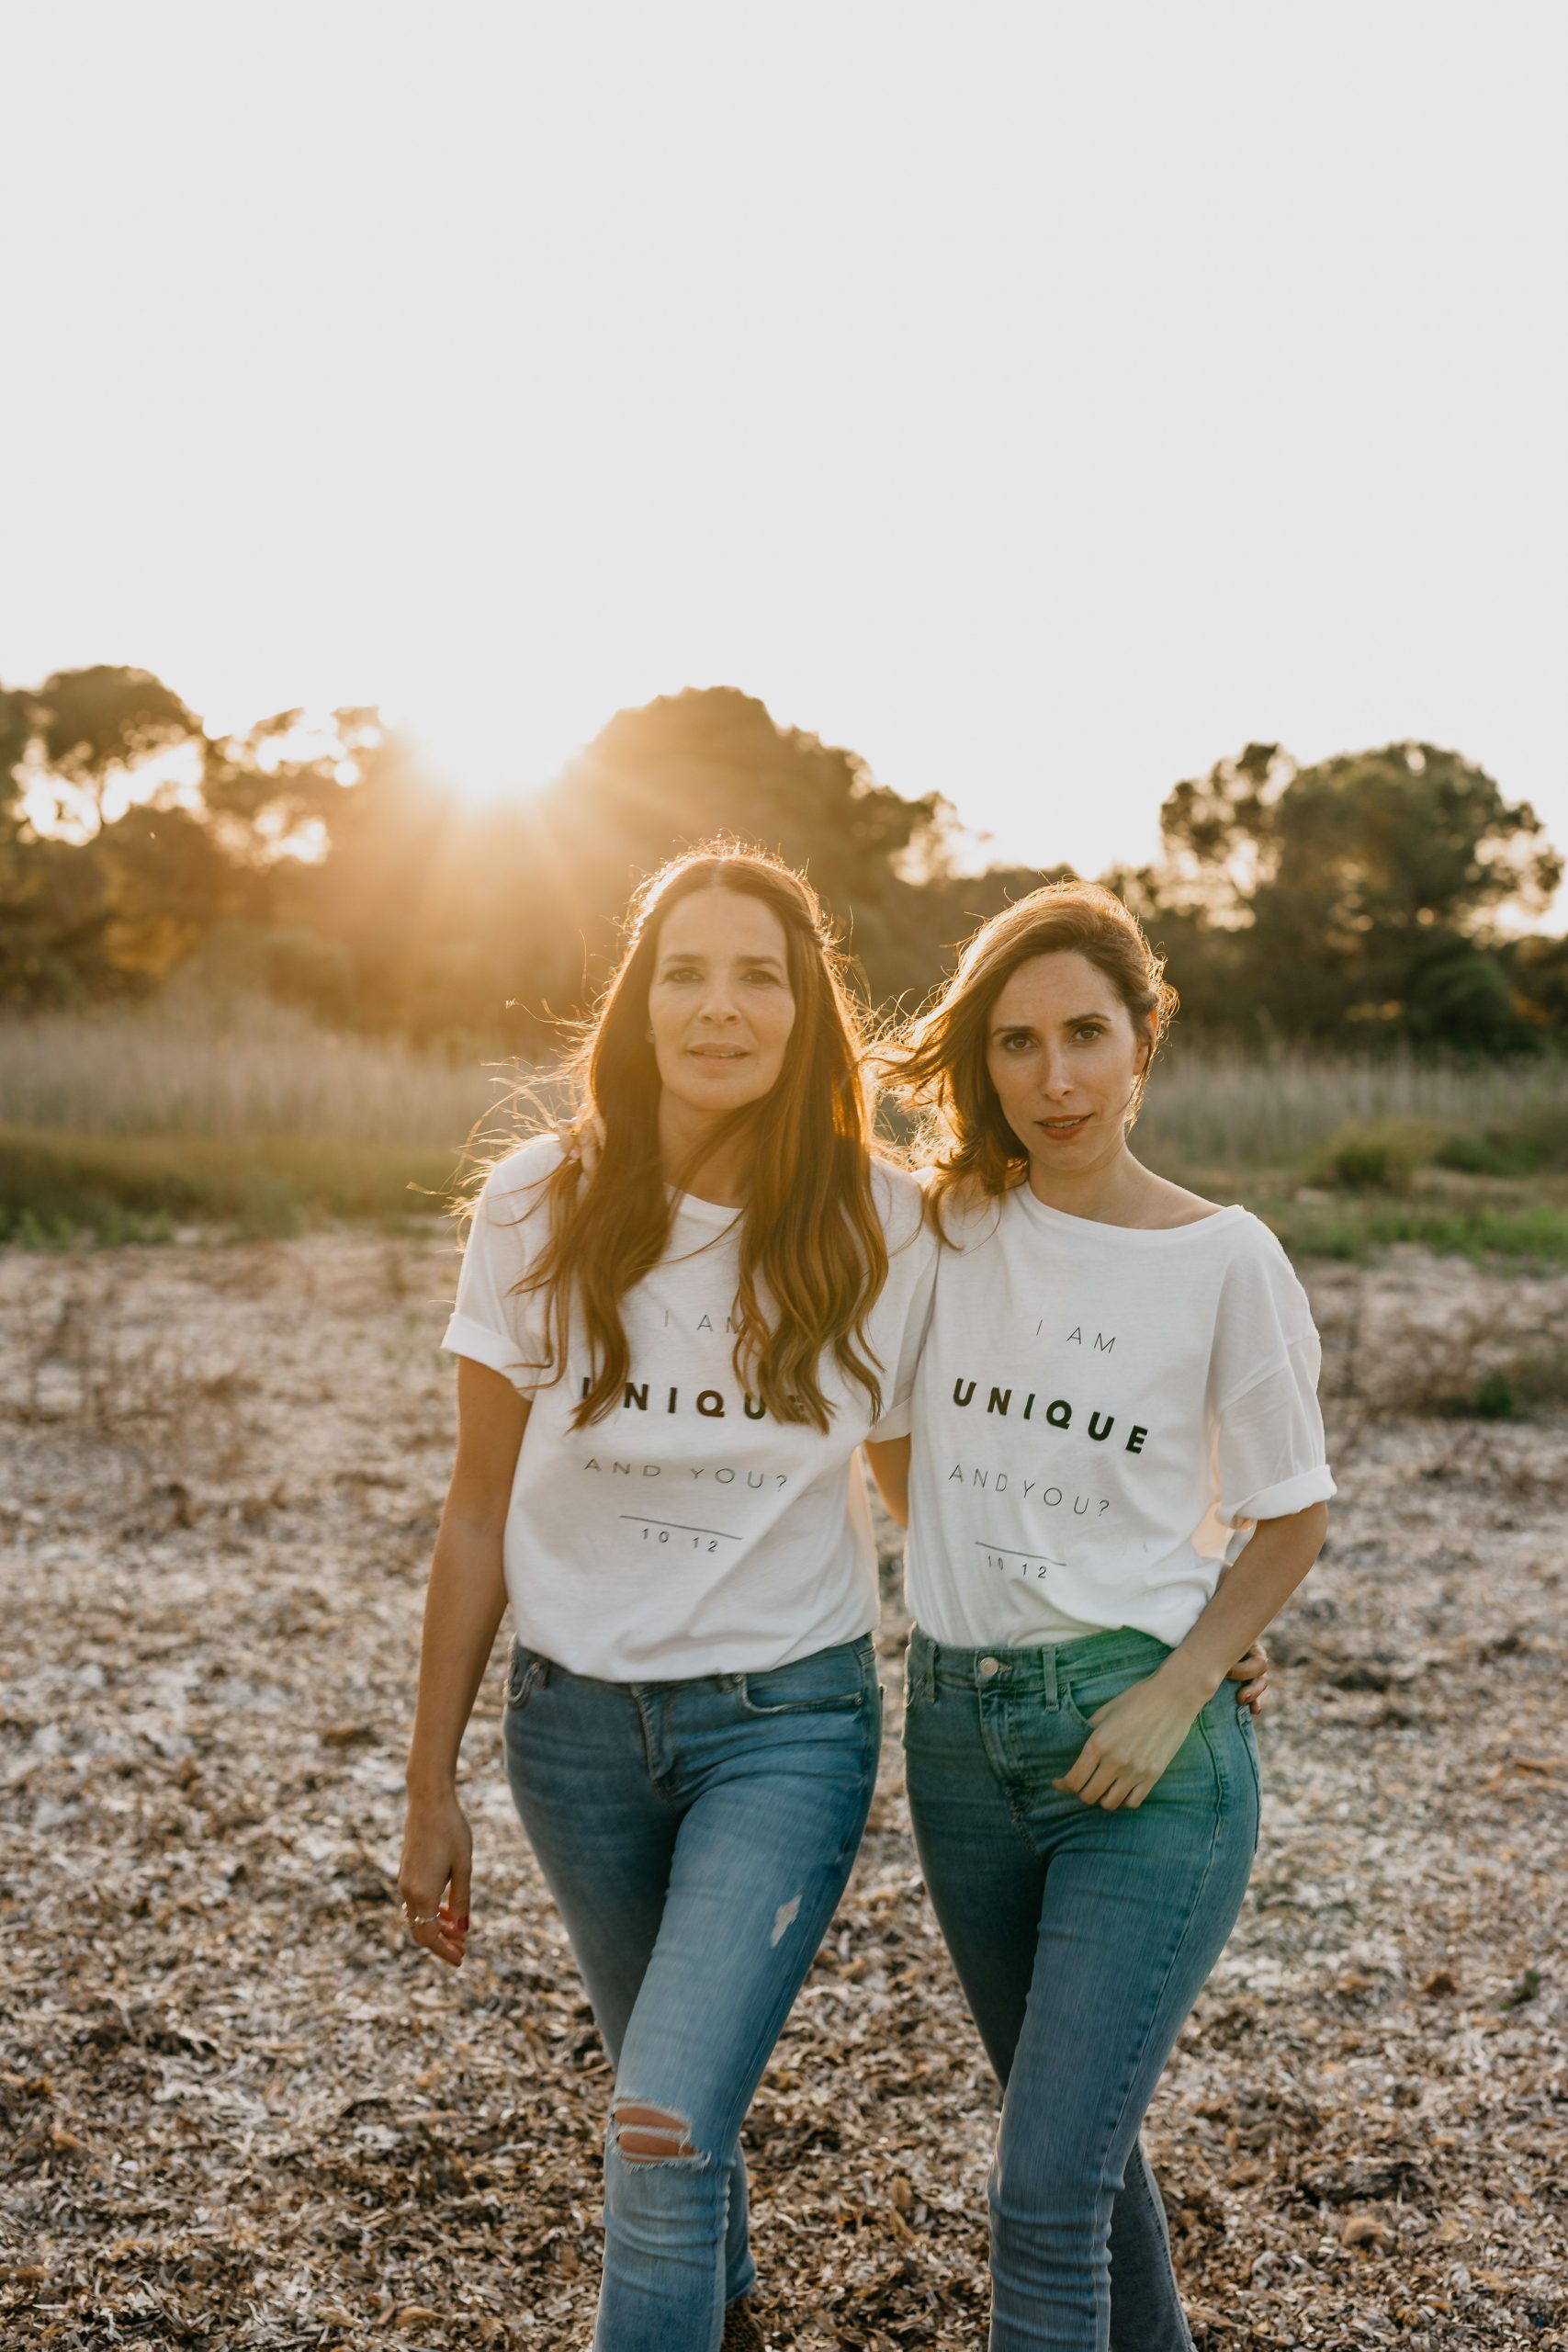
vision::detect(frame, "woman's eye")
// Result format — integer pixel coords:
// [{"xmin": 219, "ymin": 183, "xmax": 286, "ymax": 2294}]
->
[
  {"xmin": 660, "ymin": 967, "xmax": 700, "ymax": 983},
  {"xmin": 999, "ymin": 1033, "xmax": 1034, "ymax": 1052},
  {"xmin": 742, "ymin": 968, "xmax": 780, "ymax": 986},
  {"xmin": 1075, "ymin": 1024, "xmax": 1105, "ymax": 1042}
]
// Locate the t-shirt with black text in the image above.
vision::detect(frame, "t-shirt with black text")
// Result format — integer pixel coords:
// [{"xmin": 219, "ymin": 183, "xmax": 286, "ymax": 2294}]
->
[
  {"xmin": 905, "ymin": 1184, "xmax": 1335, "ymax": 1649},
  {"xmin": 443, "ymin": 1136, "xmax": 939, "ymax": 1680}
]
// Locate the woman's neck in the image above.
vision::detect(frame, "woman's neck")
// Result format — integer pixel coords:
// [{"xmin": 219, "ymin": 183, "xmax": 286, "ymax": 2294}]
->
[
  {"xmin": 1024, "ymin": 1139, "xmax": 1157, "ymax": 1226},
  {"xmin": 659, "ymin": 1098, "xmax": 752, "ymax": 1208}
]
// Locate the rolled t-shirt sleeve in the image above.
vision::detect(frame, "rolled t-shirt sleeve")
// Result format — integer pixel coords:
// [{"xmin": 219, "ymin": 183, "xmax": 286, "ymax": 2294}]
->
[
  {"xmin": 1209, "ymin": 1225, "xmax": 1337, "ymax": 1526},
  {"xmin": 440, "ymin": 1141, "xmax": 558, "ymax": 1394}
]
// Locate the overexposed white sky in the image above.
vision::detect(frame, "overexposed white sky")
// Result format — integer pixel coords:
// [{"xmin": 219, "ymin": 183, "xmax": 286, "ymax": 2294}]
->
[{"xmin": 3, "ymin": 2, "xmax": 1565, "ymax": 919}]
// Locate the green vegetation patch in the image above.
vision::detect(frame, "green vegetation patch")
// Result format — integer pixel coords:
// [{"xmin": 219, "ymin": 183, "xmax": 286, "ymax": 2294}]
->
[
  {"xmin": 1262, "ymin": 1193, "xmax": 1568, "ymax": 1267},
  {"xmin": 1314, "ymin": 1121, "xmax": 1445, "ymax": 1194},
  {"xmin": 1431, "ymin": 1129, "xmax": 1558, "ymax": 1179},
  {"xmin": 0, "ymin": 1125, "xmax": 463, "ymax": 1245}
]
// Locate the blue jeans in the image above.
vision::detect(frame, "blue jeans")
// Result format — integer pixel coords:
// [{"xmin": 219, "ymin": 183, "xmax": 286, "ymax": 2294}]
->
[
  {"xmin": 502, "ymin": 1631, "xmax": 882, "ymax": 2352},
  {"xmin": 903, "ymin": 1625, "xmax": 1260, "ymax": 2352}
]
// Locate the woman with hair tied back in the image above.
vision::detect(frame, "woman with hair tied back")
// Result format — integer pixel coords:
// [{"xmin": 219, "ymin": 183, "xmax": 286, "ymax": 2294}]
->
[
  {"xmin": 398, "ymin": 845, "xmax": 936, "ymax": 2352},
  {"xmin": 878, "ymin": 881, "xmax": 1334, "ymax": 2352}
]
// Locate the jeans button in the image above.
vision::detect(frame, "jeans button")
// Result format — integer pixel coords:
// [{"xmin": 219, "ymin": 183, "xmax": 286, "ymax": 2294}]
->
[{"xmin": 978, "ymin": 1656, "xmax": 1001, "ymax": 1678}]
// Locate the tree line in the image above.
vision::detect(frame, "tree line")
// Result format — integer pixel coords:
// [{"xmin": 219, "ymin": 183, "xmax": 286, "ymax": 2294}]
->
[{"xmin": 2, "ymin": 665, "xmax": 1564, "ymax": 1049}]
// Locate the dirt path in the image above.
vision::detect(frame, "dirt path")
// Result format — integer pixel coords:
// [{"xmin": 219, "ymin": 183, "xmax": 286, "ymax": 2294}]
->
[{"xmin": 2, "ymin": 1234, "xmax": 1565, "ymax": 2349}]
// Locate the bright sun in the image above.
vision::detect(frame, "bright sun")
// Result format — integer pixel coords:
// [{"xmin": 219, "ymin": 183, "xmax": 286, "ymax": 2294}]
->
[{"xmin": 388, "ymin": 684, "xmax": 613, "ymax": 807}]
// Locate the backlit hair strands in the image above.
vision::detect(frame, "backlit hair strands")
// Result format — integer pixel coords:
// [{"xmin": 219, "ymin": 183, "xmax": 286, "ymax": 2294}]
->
[
  {"xmin": 476, "ymin": 843, "xmax": 890, "ymax": 1431},
  {"xmin": 885, "ymin": 879, "xmax": 1179, "ymax": 1238}
]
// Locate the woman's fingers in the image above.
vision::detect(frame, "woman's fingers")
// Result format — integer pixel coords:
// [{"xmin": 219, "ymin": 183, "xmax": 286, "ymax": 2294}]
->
[
  {"xmin": 1052, "ymin": 1740, "xmax": 1099, "ymax": 1800},
  {"xmin": 399, "ymin": 1798, "xmax": 475, "ymax": 1967},
  {"xmin": 1055, "ymin": 1758, "xmax": 1145, "ymax": 1811},
  {"xmin": 428, "ymin": 1906, "xmax": 469, "ymax": 1967},
  {"xmin": 407, "ymin": 1899, "xmax": 468, "ymax": 1968},
  {"xmin": 1055, "ymin": 1741, "xmax": 1123, "ymax": 1809},
  {"xmin": 399, "ymin": 1871, "xmax": 469, "ymax": 1968},
  {"xmin": 448, "ymin": 1854, "xmax": 472, "ymax": 1937},
  {"xmin": 1224, "ymin": 1643, "xmax": 1270, "ymax": 1715},
  {"xmin": 1055, "ymin": 1710, "xmax": 1181, "ymax": 1809}
]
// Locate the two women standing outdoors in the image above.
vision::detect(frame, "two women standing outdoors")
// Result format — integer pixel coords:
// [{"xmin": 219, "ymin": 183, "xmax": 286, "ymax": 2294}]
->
[{"xmin": 399, "ymin": 845, "xmax": 1334, "ymax": 2352}]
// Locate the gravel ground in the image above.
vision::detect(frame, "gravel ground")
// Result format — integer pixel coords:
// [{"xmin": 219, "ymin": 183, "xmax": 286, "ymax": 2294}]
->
[{"xmin": 1, "ymin": 1231, "xmax": 1564, "ymax": 2350}]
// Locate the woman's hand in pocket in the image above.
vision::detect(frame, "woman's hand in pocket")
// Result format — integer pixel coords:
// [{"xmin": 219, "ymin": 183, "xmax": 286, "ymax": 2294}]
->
[
  {"xmin": 1053, "ymin": 1671, "xmax": 1203, "ymax": 1811},
  {"xmin": 398, "ymin": 1790, "xmax": 473, "ymax": 1967}
]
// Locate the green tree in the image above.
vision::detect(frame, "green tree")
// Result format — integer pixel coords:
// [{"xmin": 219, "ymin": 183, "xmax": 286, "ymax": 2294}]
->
[
  {"xmin": 29, "ymin": 665, "xmax": 201, "ymax": 837},
  {"xmin": 0, "ymin": 667, "xmax": 272, "ymax": 1002},
  {"xmin": 1509, "ymin": 933, "xmax": 1568, "ymax": 1032},
  {"xmin": 539, "ymin": 688, "xmax": 951, "ymax": 1006},
  {"xmin": 1149, "ymin": 741, "xmax": 1562, "ymax": 1043}
]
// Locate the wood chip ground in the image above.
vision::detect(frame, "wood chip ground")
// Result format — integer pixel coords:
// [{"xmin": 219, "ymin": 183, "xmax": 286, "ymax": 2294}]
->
[{"xmin": 2, "ymin": 1235, "xmax": 1564, "ymax": 2348}]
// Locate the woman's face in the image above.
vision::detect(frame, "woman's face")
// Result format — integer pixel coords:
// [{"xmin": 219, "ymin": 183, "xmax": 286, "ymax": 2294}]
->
[
  {"xmin": 984, "ymin": 950, "xmax": 1153, "ymax": 1173},
  {"xmin": 647, "ymin": 888, "xmax": 798, "ymax": 1129}
]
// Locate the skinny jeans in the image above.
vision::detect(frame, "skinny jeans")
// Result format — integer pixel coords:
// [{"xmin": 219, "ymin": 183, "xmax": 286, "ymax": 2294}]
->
[
  {"xmin": 502, "ymin": 1631, "xmax": 881, "ymax": 2352},
  {"xmin": 903, "ymin": 1624, "xmax": 1260, "ymax": 2352}
]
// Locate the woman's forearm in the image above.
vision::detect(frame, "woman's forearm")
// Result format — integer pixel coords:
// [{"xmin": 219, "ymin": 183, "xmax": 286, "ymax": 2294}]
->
[
  {"xmin": 1156, "ymin": 1502, "xmax": 1328, "ymax": 1707},
  {"xmin": 406, "ymin": 1510, "xmax": 510, "ymax": 1799},
  {"xmin": 864, "ymin": 1435, "xmax": 911, "ymax": 1528}
]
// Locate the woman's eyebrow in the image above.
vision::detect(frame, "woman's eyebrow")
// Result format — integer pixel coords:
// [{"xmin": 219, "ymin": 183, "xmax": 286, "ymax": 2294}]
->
[
  {"xmin": 659, "ymin": 949, "xmax": 787, "ymax": 970},
  {"xmin": 988, "ymin": 1009, "xmax": 1113, "ymax": 1035}
]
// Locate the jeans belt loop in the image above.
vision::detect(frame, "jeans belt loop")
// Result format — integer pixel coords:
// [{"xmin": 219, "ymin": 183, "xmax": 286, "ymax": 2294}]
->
[{"xmin": 1043, "ymin": 1645, "xmax": 1060, "ymax": 1710}]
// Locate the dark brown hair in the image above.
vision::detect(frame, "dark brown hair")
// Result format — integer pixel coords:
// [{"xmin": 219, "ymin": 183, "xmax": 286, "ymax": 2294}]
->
[
  {"xmin": 886, "ymin": 878, "xmax": 1179, "ymax": 1229},
  {"xmin": 483, "ymin": 843, "xmax": 889, "ymax": 1430}
]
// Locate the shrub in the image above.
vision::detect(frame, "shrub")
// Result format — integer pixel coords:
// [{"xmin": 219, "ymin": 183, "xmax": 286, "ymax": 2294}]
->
[
  {"xmin": 1471, "ymin": 1369, "xmax": 1517, "ymax": 1419},
  {"xmin": 1433, "ymin": 1130, "xmax": 1550, "ymax": 1179},
  {"xmin": 1317, "ymin": 1122, "xmax": 1437, "ymax": 1193}
]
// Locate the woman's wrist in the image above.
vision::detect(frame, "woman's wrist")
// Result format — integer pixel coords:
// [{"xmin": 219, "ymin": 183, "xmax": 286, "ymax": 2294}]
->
[
  {"xmin": 405, "ymin": 1758, "xmax": 461, "ymax": 1805},
  {"xmin": 1154, "ymin": 1645, "xmax": 1225, "ymax": 1709}
]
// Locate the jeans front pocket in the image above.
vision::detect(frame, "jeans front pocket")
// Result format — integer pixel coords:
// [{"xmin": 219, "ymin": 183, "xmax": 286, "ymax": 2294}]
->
[
  {"xmin": 739, "ymin": 1637, "xmax": 869, "ymax": 1717},
  {"xmin": 505, "ymin": 1643, "xmax": 548, "ymax": 1713},
  {"xmin": 1058, "ymin": 1640, "xmax": 1173, "ymax": 1730}
]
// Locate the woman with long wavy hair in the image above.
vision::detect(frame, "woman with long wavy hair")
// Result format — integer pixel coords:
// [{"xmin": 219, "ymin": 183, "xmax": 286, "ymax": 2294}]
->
[
  {"xmin": 399, "ymin": 844, "xmax": 935, "ymax": 2352},
  {"xmin": 876, "ymin": 880, "xmax": 1332, "ymax": 2352}
]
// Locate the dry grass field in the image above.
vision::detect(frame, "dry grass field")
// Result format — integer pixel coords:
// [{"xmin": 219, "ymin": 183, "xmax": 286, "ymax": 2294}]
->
[
  {"xmin": 2, "ymin": 1226, "xmax": 1566, "ymax": 2349},
  {"xmin": 4, "ymin": 996, "xmax": 1567, "ymax": 1264}
]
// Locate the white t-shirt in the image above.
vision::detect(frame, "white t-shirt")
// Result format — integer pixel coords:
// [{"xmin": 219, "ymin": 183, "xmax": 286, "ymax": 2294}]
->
[
  {"xmin": 905, "ymin": 1184, "xmax": 1336, "ymax": 1649},
  {"xmin": 443, "ymin": 1136, "xmax": 939, "ymax": 1680}
]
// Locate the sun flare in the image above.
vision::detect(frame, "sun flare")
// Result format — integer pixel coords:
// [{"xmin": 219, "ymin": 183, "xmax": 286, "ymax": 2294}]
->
[{"xmin": 388, "ymin": 685, "xmax": 612, "ymax": 808}]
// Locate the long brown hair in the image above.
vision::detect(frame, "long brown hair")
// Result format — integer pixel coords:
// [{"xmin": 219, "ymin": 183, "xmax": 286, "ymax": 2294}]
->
[
  {"xmin": 886, "ymin": 879, "xmax": 1179, "ymax": 1232},
  {"xmin": 488, "ymin": 843, "xmax": 889, "ymax": 1430}
]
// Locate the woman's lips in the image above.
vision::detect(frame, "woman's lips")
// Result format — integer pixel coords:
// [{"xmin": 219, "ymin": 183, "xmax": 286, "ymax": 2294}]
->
[{"xmin": 1036, "ymin": 1114, "xmax": 1090, "ymax": 1138}]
